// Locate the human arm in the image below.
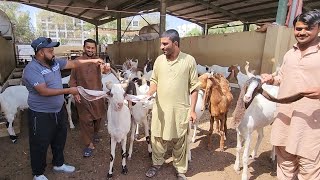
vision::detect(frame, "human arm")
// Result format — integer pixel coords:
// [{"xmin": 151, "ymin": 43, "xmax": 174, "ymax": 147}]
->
[
  {"xmin": 301, "ymin": 87, "xmax": 320, "ymax": 99},
  {"xmin": 189, "ymin": 58, "xmax": 201, "ymax": 123},
  {"xmin": 190, "ymin": 89, "xmax": 198, "ymax": 123},
  {"xmin": 146, "ymin": 58, "xmax": 159, "ymax": 97},
  {"xmin": 261, "ymin": 55, "xmax": 287, "ymax": 85},
  {"xmin": 68, "ymin": 69, "xmax": 81, "ymax": 103},
  {"xmin": 146, "ymin": 82, "xmax": 157, "ymax": 97},
  {"xmin": 63, "ymin": 58, "xmax": 104, "ymax": 69},
  {"xmin": 34, "ymin": 83, "xmax": 79, "ymax": 96}
]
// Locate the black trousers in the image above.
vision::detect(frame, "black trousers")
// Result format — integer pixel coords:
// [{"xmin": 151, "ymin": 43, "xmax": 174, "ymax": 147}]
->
[{"xmin": 28, "ymin": 106, "xmax": 68, "ymax": 175}]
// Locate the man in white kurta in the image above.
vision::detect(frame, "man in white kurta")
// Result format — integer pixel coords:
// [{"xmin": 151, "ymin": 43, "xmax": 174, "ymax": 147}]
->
[{"xmin": 145, "ymin": 29, "xmax": 199, "ymax": 180}]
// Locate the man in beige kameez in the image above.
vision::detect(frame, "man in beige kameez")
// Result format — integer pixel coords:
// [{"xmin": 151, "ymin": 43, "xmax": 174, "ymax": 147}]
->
[
  {"xmin": 69, "ymin": 39, "xmax": 106, "ymax": 157},
  {"xmin": 145, "ymin": 29, "xmax": 199, "ymax": 180},
  {"xmin": 262, "ymin": 10, "xmax": 320, "ymax": 180}
]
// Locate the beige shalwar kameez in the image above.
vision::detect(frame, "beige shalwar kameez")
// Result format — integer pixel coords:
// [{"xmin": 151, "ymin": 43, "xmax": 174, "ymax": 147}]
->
[
  {"xmin": 150, "ymin": 52, "xmax": 200, "ymax": 174},
  {"xmin": 270, "ymin": 42, "xmax": 320, "ymax": 180}
]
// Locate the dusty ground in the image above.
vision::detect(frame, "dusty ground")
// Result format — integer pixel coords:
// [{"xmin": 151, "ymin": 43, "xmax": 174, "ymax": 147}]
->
[{"xmin": 0, "ymin": 88, "xmax": 277, "ymax": 180}]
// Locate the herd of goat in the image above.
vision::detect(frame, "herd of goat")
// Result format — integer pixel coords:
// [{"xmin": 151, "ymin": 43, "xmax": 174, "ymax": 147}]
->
[{"xmin": 0, "ymin": 58, "xmax": 296, "ymax": 179}]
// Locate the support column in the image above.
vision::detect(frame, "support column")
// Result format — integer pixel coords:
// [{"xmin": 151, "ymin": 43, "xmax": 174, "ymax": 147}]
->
[
  {"xmin": 276, "ymin": 0, "xmax": 289, "ymax": 25},
  {"xmin": 159, "ymin": 0, "xmax": 166, "ymax": 35},
  {"xmin": 202, "ymin": 24, "xmax": 208, "ymax": 35},
  {"xmin": 117, "ymin": 13, "xmax": 121, "ymax": 42},
  {"xmin": 243, "ymin": 23, "xmax": 250, "ymax": 31},
  {"xmin": 288, "ymin": 0, "xmax": 298, "ymax": 27},
  {"xmin": 95, "ymin": 24, "xmax": 99, "ymax": 44}
]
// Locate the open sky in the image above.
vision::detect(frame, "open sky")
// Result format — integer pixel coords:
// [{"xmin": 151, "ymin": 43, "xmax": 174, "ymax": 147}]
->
[{"xmin": 20, "ymin": 3, "xmax": 193, "ymax": 30}]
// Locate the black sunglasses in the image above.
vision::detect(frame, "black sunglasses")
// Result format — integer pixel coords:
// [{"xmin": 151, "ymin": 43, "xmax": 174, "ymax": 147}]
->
[{"xmin": 35, "ymin": 38, "xmax": 52, "ymax": 52}]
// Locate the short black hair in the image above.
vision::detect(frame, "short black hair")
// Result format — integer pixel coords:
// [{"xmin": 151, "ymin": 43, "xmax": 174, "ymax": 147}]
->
[
  {"xmin": 84, "ymin": 39, "xmax": 97, "ymax": 47},
  {"xmin": 161, "ymin": 29, "xmax": 180, "ymax": 47},
  {"xmin": 293, "ymin": 9, "xmax": 320, "ymax": 28}
]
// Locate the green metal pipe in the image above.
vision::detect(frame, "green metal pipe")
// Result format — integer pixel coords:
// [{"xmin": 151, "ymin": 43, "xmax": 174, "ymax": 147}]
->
[{"xmin": 276, "ymin": 0, "xmax": 289, "ymax": 25}]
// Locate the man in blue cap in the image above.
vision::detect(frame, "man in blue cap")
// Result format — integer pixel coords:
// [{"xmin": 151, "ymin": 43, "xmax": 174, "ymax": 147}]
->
[{"xmin": 22, "ymin": 37, "xmax": 104, "ymax": 180}]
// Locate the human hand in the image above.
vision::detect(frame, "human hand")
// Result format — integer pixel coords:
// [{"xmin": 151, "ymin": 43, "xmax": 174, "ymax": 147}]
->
[
  {"xmin": 141, "ymin": 94, "xmax": 151, "ymax": 102},
  {"xmin": 301, "ymin": 87, "xmax": 320, "ymax": 99},
  {"xmin": 190, "ymin": 111, "xmax": 197, "ymax": 124},
  {"xmin": 91, "ymin": 58, "xmax": 104, "ymax": 65},
  {"xmin": 74, "ymin": 94, "xmax": 81, "ymax": 103},
  {"xmin": 101, "ymin": 63, "xmax": 111, "ymax": 74},
  {"xmin": 69, "ymin": 87, "xmax": 79, "ymax": 95},
  {"xmin": 260, "ymin": 73, "xmax": 274, "ymax": 84}
]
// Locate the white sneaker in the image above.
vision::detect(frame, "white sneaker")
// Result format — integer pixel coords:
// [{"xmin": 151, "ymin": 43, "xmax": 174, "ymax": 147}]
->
[
  {"xmin": 53, "ymin": 164, "xmax": 75, "ymax": 173},
  {"xmin": 33, "ymin": 175, "xmax": 48, "ymax": 180}
]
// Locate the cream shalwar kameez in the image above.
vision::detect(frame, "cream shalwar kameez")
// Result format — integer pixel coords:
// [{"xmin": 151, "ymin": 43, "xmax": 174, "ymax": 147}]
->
[
  {"xmin": 150, "ymin": 52, "xmax": 199, "ymax": 174},
  {"xmin": 270, "ymin": 42, "xmax": 320, "ymax": 180}
]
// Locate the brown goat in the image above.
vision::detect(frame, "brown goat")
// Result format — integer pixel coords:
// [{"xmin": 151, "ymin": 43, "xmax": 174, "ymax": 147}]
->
[{"xmin": 206, "ymin": 73, "xmax": 233, "ymax": 151}]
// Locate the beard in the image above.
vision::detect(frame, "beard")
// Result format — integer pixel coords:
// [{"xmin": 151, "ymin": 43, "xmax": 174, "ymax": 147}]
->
[
  {"xmin": 44, "ymin": 55, "xmax": 55, "ymax": 66},
  {"xmin": 85, "ymin": 51, "xmax": 94, "ymax": 57}
]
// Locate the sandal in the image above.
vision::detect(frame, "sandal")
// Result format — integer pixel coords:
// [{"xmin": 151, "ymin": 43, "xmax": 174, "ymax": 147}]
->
[
  {"xmin": 145, "ymin": 165, "xmax": 161, "ymax": 178},
  {"xmin": 176, "ymin": 173, "xmax": 187, "ymax": 180},
  {"xmin": 83, "ymin": 147, "xmax": 93, "ymax": 157}
]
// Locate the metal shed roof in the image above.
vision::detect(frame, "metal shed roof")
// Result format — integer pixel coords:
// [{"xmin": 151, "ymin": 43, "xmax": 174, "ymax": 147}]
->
[{"xmin": 8, "ymin": 0, "xmax": 320, "ymax": 27}]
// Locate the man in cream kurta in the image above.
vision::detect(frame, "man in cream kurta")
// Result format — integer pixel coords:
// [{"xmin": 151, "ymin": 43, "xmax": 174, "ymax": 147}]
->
[
  {"xmin": 145, "ymin": 29, "xmax": 199, "ymax": 180},
  {"xmin": 261, "ymin": 10, "xmax": 320, "ymax": 180}
]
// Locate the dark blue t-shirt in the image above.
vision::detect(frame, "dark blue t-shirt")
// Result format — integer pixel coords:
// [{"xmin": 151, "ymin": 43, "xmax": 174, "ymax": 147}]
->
[{"xmin": 22, "ymin": 57, "xmax": 67, "ymax": 113}]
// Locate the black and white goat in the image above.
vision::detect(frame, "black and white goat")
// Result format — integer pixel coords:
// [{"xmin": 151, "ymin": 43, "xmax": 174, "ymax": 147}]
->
[
  {"xmin": 106, "ymin": 82, "xmax": 131, "ymax": 179},
  {"xmin": 0, "ymin": 85, "xmax": 28, "ymax": 143},
  {"xmin": 233, "ymin": 76, "xmax": 302, "ymax": 180}
]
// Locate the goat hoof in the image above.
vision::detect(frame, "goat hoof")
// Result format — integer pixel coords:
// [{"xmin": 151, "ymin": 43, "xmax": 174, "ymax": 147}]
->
[
  {"xmin": 121, "ymin": 165, "xmax": 128, "ymax": 175},
  {"xmin": 10, "ymin": 135, "xmax": 18, "ymax": 143},
  {"xmin": 127, "ymin": 156, "xmax": 132, "ymax": 160},
  {"xmin": 148, "ymin": 152, "xmax": 152, "ymax": 158},
  {"xmin": 107, "ymin": 173, "xmax": 113, "ymax": 179}
]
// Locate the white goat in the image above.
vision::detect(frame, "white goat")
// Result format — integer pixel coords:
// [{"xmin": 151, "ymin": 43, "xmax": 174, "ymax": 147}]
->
[
  {"xmin": 127, "ymin": 79, "xmax": 153, "ymax": 159},
  {"xmin": 196, "ymin": 64, "xmax": 210, "ymax": 75},
  {"xmin": 233, "ymin": 77, "xmax": 278, "ymax": 180},
  {"xmin": 106, "ymin": 82, "xmax": 131, "ymax": 179},
  {"xmin": 0, "ymin": 85, "xmax": 28, "ymax": 143},
  {"xmin": 190, "ymin": 89, "xmax": 205, "ymax": 143},
  {"xmin": 188, "ymin": 89, "xmax": 205, "ymax": 161}
]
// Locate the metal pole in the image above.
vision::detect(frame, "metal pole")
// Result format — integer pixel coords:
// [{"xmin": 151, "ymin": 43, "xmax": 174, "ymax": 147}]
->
[
  {"xmin": 243, "ymin": 23, "xmax": 250, "ymax": 31},
  {"xmin": 140, "ymin": 15, "xmax": 160, "ymax": 34},
  {"xmin": 160, "ymin": 0, "xmax": 166, "ymax": 35},
  {"xmin": 276, "ymin": 0, "xmax": 289, "ymax": 25},
  {"xmin": 95, "ymin": 24, "xmax": 99, "ymax": 45},
  {"xmin": 121, "ymin": 16, "xmax": 134, "ymax": 40},
  {"xmin": 117, "ymin": 13, "xmax": 121, "ymax": 42},
  {"xmin": 288, "ymin": 0, "xmax": 298, "ymax": 27}
]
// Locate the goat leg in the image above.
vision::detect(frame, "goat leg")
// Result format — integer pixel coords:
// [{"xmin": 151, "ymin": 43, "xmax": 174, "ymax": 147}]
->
[
  {"xmin": 107, "ymin": 137, "xmax": 116, "ymax": 178},
  {"xmin": 128, "ymin": 121, "xmax": 136, "ymax": 160},
  {"xmin": 207, "ymin": 116, "xmax": 214, "ymax": 150},
  {"xmin": 121, "ymin": 138, "xmax": 128, "ymax": 175}
]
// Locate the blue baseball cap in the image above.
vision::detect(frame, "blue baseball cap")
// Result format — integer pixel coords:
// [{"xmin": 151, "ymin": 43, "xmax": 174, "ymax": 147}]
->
[{"xmin": 31, "ymin": 37, "xmax": 60, "ymax": 52}]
